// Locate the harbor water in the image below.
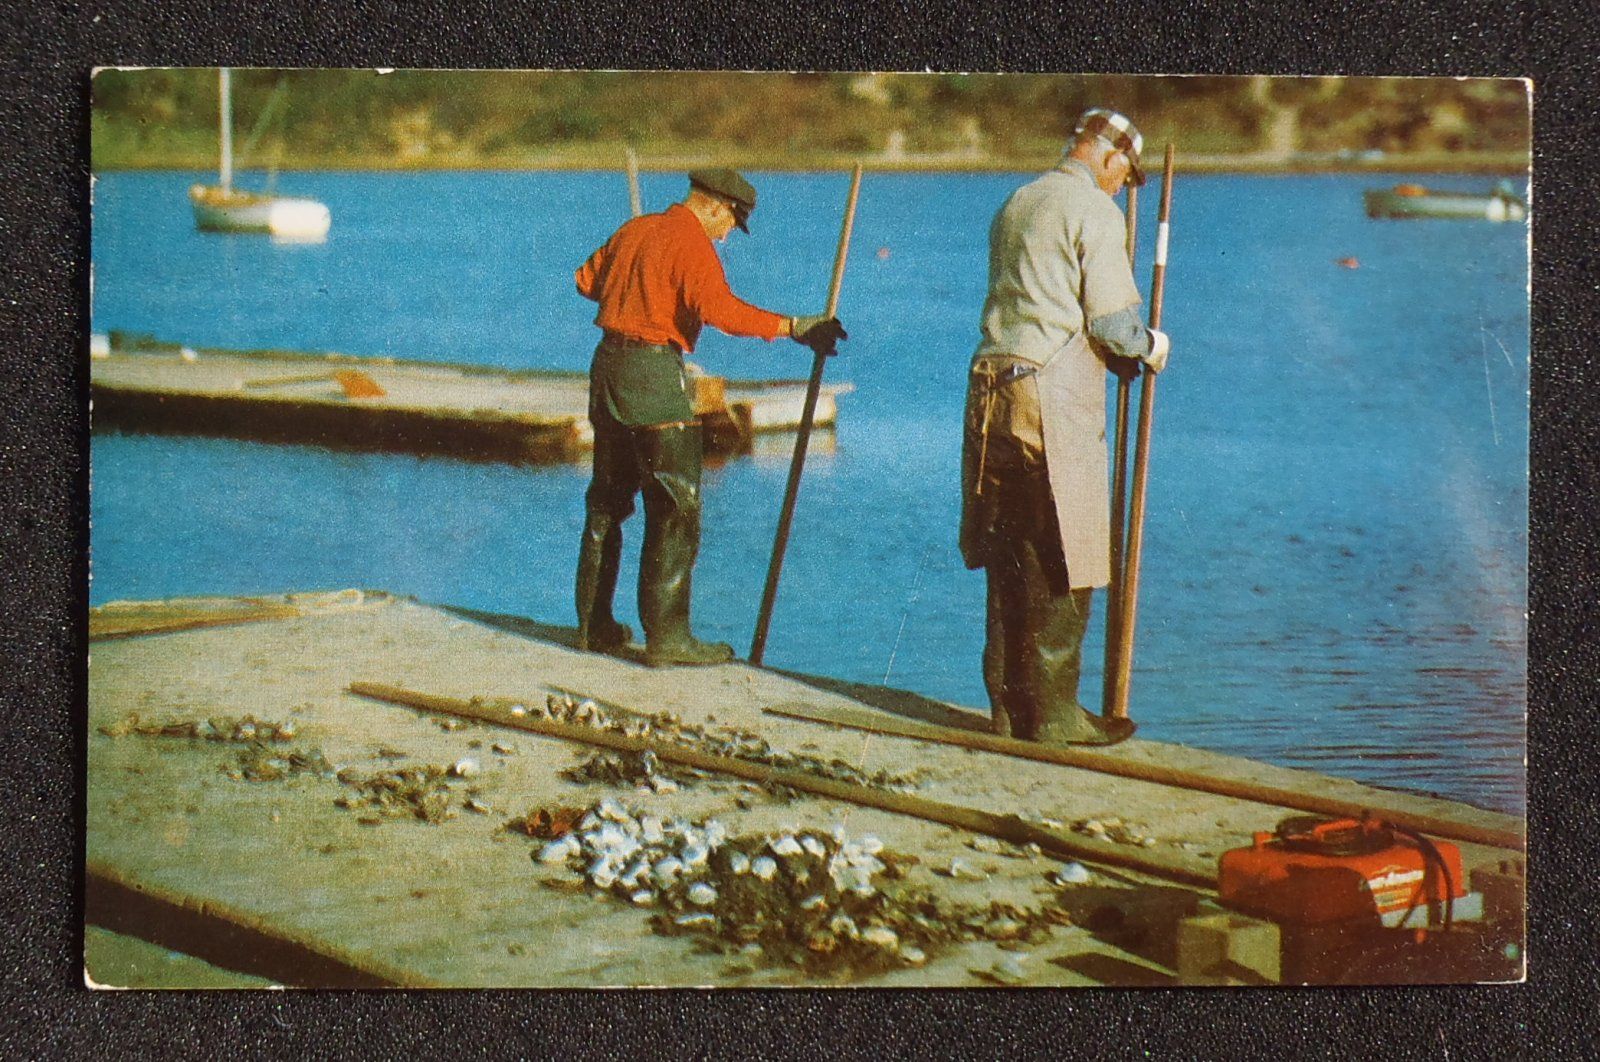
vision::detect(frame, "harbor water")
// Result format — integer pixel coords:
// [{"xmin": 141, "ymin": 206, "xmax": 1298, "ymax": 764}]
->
[{"xmin": 90, "ymin": 169, "xmax": 1529, "ymax": 813}]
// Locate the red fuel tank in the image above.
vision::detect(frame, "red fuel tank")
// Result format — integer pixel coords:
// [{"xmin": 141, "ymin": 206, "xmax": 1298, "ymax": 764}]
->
[{"xmin": 1219, "ymin": 816, "xmax": 1465, "ymax": 927}]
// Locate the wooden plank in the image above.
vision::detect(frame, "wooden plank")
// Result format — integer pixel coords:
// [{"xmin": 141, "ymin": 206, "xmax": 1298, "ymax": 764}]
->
[
  {"xmin": 87, "ymin": 859, "xmax": 435, "ymax": 988},
  {"xmin": 761, "ymin": 702, "xmax": 1525, "ymax": 853},
  {"xmin": 348, "ymin": 681, "xmax": 1220, "ymax": 889}
]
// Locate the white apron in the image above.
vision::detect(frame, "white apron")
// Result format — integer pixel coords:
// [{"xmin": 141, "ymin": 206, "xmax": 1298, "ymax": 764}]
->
[{"xmin": 1035, "ymin": 331, "xmax": 1111, "ymax": 589}]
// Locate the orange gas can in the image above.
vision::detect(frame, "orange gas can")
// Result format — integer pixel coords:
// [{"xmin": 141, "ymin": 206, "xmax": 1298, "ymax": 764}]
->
[{"xmin": 1218, "ymin": 816, "xmax": 1466, "ymax": 927}]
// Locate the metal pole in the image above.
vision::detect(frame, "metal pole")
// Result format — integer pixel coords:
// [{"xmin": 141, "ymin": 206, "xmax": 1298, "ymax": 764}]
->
[
  {"xmin": 1102, "ymin": 182, "xmax": 1138, "ymax": 716},
  {"xmin": 749, "ymin": 163, "xmax": 863, "ymax": 665},
  {"xmin": 1108, "ymin": 144, "xmax": 1175, "ymax": 720},
  {"xmin": 625, "ymin": 147, "xmax": 642, "ymax": 217}
]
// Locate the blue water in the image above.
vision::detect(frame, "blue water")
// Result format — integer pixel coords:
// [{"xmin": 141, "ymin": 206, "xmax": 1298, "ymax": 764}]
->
[{"xmin": 91, "ymin": 169, "xmax": 1528, "ymax": 813}]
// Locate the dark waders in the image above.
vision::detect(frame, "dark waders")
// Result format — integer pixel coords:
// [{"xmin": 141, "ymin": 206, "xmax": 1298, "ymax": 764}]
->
[
  {"xmin": 963, "ymin": 361, "xmax": 1133, "ymax": 747},
  {"xmin": 575, "ymin": 336, "xmax": 734, "ymax": 666}
]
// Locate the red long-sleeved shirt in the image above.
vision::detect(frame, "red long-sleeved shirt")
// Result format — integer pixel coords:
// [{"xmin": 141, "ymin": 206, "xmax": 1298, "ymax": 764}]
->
[{"xmin": 575, "ymin": 203, "xmax": 785, "ymax": 353}]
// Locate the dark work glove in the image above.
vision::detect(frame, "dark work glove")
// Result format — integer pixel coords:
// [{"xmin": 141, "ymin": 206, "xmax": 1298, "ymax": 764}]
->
[
  {"xmin": 790, "ymin": 314, "xmax": 848, "ymax": 357},
  {"xmin": 1108, "ymin": 354, "xmax": 1142, "ymax": 381}
]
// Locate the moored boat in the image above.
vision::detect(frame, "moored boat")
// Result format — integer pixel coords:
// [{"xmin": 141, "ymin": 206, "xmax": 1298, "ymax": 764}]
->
[
  {"xmin": 189, "ymin": 69, "xmax": 331, "ymax": 240},
  {"xmin": 1363, "ymin": 181, "xmax": 1527, "ymax": 222}
]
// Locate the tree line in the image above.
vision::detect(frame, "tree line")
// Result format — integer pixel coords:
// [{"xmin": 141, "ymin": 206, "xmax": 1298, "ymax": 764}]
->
[{"xmin": 91, "ymin": 70, "xmax": 1529, "ymax": 169}]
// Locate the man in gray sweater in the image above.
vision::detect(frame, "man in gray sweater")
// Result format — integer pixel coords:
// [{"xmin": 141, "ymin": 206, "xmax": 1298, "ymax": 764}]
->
[{"xmin": 960, "ymin": 108, "xmax": 1172, "ymax": 746}]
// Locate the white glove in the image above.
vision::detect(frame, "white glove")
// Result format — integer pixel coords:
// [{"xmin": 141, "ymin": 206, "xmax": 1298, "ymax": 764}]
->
[{"xmin": 1143, "ymin": 327, "xmax": 1171, "ymax": 374}]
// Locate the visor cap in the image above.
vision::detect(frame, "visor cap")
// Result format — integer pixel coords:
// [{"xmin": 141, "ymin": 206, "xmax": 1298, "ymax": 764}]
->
[
  {"xmin": 689, "ymin": 168, "xmax": 757, "ymax": 231},
  {"xmin": 1074, "ymin": 108, "xmax": 1146, "ymax": 187}
]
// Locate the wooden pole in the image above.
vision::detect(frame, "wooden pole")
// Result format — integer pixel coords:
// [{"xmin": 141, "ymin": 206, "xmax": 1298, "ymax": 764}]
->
[
  {"xmin": 625, "ymin": 147, "xmax": 642, "ymax": 218},
  {"xmin": 1102, "ymin": 182, "xmax": 1138, "ymax": 716},
  {"xmin": 762, "ymin": 702, "xmax": 1524, "ymax": 852},
  {"xmin": 749, "ymin": 164, "xmax": 863, "ymax": 665},
  {"xmin": 219, "ymin": 68, "xmax": 233, "ymax": 192},
  {"xmin": 1108, "ymin": 144, "xmax": 1175, "ymax": 721},
  {"xmin": 347, "ymin": 681, "xmax": 1217, "ymax": 887}
]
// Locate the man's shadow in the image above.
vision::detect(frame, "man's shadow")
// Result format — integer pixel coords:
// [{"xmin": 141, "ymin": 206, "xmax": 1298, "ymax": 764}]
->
[{"xmin": 441, "ymin": 604, "xmax": 991, "ymax": 731}]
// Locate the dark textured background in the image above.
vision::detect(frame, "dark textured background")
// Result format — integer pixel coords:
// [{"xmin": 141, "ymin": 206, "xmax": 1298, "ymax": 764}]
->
[{"xmin": 2, "ymin": 1, "xmax": 1593, "ymax": 1055}]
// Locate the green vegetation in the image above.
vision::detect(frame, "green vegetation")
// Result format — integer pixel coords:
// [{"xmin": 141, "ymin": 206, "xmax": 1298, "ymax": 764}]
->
[{"xmin": 91, "ymin": 70, "xmax": 1530, "ymax": 172}]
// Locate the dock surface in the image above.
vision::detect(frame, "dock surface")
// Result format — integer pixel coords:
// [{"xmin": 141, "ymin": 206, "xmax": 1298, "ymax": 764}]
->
[
  {"xmin": 90, "ymin": 337, "xmax": 852, "ymax": 464},
  {"xmin": 86, "ymin": 591, "xmax": 1522, "ymax": 988}
]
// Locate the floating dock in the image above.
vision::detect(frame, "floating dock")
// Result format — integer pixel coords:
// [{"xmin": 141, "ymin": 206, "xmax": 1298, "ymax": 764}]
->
[
  {"xmin": 86, "ymin": 591, "xmax": 1523, "ymax": 988},
  {"xmin": 89, "ymin": 334, "xmax": 853, "ymax": 464}
]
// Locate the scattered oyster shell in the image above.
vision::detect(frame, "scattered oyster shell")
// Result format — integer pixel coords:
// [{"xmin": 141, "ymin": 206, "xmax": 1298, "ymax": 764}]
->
[
  {"xmin": 984, "ymin": 917, "xmax": 1024, "ymax": 941},
  {"xmin": 800, "ymin": 835, "xmax": 828, "ymax": 858},
  {"xmin": 537, "ymin": 835, "xmax": 578, "ymax": 863},
  {"xmin": 769, "ymin": 835, "xmax": 803, "ymax": 857},
  {"xmin": 899, "ymin": 945, "xmax": 927, "ymax": 966},
  {"xmin": 588, "ymin": 857, "xmax": 619, "ymax": 888},
  {"xmin": 687, "ymin": 883, "xmax": 718, "ymax": 907},
  {"xmin": 987, "ymin": 954, "xmax": 1028, "ymax": 984},
  {"xmin": 1052, "ymin": 862, "xmax": 1091, "ymax": 886},
  {"xmin": 751, "ymin": 856, "xmax": 778, "ymax": 881},
  {"xmin": 630, "ymin": 889, "xmax": 655, "ymax": 906},
  {"xmin": 675, "ymin": 912, "xmax": 716, "ymax": 928},
  {"xmin": 620, "ymin": 859, "xmax": 651, "ymax": 889},
  {"xmin": 727, "ymin": 851, "xmax": 751, "ymax": 876},
  {"xmin": 942, "ymin": 858, "xmax": 986, "ymax": 881},
  {"xmin": 451, "ymin": 758, "xmax": 479, "ymax": 778},
  {"xmin": 861, "ymin": 926, "xmax": 899, "ymax": 949},
  {"xmin": 653, "ymin": 856, "xmax": 684, "ymax": 887}
]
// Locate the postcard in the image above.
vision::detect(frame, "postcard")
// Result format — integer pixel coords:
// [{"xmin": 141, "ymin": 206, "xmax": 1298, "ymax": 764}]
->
[{"xmin": 86, "ymin": 69, "xmax": 1527, "ymax": 987}]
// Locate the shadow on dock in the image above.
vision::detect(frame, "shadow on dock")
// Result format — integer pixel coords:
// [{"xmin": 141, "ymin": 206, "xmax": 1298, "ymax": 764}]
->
[{"xmin": 443, "ymin": 604, "xmax": 988, "ymax": 732}]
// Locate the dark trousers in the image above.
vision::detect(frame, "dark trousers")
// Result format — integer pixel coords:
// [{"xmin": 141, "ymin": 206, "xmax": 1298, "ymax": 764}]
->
[
  {"xmin": 977, "ymin": 465, "xmax": 1095, "ymax": 740},
  {"xmin": 576, "ymin": 397, "xmax": 705, "ymax": 650}
]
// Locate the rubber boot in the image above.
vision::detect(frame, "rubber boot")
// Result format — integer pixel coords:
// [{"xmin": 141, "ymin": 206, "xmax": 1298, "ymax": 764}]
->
[
  {"xmin": 1031, "ymin": 587, "xmax": 1136, "ymax": 747},
  {"xmin": 575, "ymin": 512, "xmax": 632, "ymax": 653},
  {"xmin": 637, "ymin": 426, "xmax": 734, "ymax": 667},
  {"xmin": 982, "ymin": 554, "xmax": 1022, "ymax": 738}
]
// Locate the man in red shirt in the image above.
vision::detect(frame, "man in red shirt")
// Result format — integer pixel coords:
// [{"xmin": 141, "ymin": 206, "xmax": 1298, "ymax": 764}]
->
[{"xmin": 574, "ymin": 169, "xmax": 846, "ymax": 666}]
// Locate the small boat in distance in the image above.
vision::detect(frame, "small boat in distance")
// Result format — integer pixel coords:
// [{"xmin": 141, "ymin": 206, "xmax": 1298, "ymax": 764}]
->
[
  {"xmin": 189, "ymin": 69, "xmax": 331, "ymax": 240},
  {"xmin": 1363, "ymin": 180, "xmax": 1527, "ymax": 222}
]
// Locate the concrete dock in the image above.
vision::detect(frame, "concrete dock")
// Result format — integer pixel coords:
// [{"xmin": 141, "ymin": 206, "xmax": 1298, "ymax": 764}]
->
[
  {"xmin": 85, "ymin": 591, "xmax": 1523, "ymax": 988},
  {"xmin": 89, "ymin": 334, "xmax": 853, "ymax": 464}
]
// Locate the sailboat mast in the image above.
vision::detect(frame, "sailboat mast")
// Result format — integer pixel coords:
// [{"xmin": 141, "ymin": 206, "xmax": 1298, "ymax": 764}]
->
[{"xmin": 219, "ymin": 68, "xmax": 233, "ymax": 192}]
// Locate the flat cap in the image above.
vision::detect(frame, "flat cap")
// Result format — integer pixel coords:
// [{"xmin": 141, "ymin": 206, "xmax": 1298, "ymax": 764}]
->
[
  {"xmin": 1074, "ymin": 108, "xmax": 1146, "ymax": 187},
  {"xmin": 689, "ymin": 168, "xmax": 757, "ymax": 232}
]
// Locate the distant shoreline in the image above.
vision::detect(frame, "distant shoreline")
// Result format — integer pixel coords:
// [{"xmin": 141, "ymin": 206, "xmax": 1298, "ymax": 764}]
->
[{"xmin": 92, "ymin": 150, "xmax": 1529, "ymax": 177}]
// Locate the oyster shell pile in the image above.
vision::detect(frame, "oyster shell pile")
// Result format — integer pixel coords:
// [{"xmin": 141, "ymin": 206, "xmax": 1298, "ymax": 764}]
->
[
  {"xmin": 527, "ymin": 693, "xmax": 922, "ymax": 795},
  {"xmin": 98, "ymin": 712, "xmax": 300, "ymax": 744},
  {"xmin": 1071, "ymin": 817, "xmax": 1160, "ymax": 848},
  {"xmin": 559, "ymin": 748, "xmax": 701, "ymax": 793},
  {"xmin": 531, "ymin": 799, "xmax": 1068, "ymax": 979},
  {"xmin": 99, "ymin": 711, "xmax": 334, "ymax": 783},
  {"xmin": 333, "ymin": 763, "xmax": 471, "ymax": 824},
  {"xmin": 224, "ymin": 743, "xmax": 336, "ymax": 783}
]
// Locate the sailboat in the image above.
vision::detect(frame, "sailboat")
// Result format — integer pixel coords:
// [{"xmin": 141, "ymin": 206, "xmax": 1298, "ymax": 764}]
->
[{"xmin": 188, "ymin": 69, "xmax": 331, "ymax": 240}]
